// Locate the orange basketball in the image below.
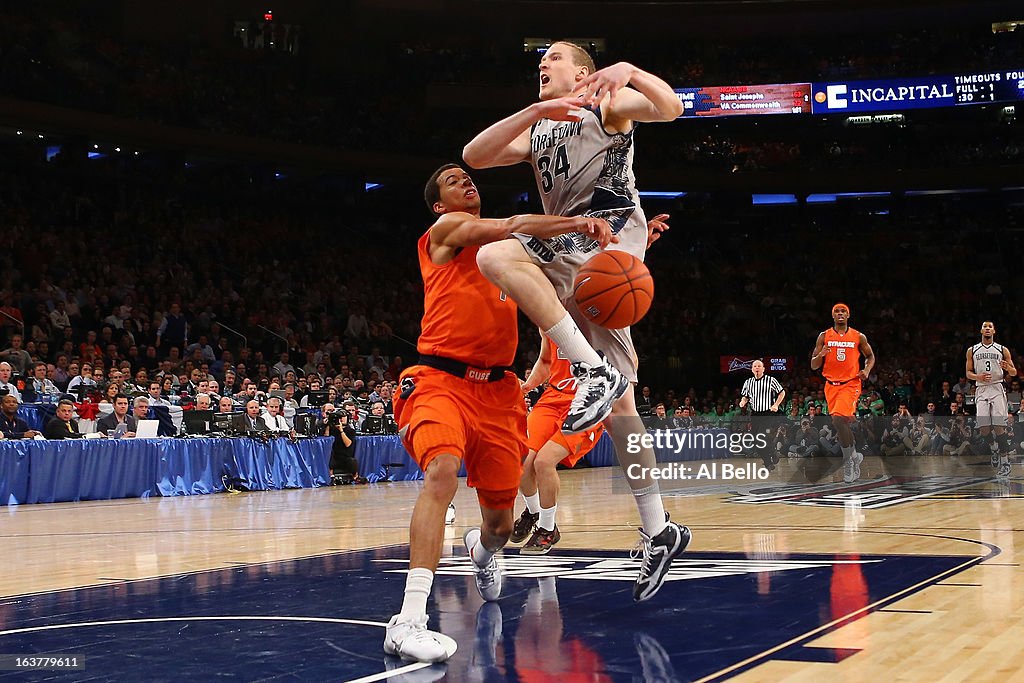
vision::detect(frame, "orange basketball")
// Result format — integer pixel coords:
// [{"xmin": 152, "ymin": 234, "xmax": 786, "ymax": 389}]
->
[{"xmin": 572, "ymin": 251, "xmax": 653, "ymax": 329}]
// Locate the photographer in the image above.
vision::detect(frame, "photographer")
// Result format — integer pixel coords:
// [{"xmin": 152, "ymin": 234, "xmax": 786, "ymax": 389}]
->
[
  {"xmin": 881, "ymin": 415, "xmax": 910, "ymax": 456},
  {"xmin": 787, "ymin": 418, "xmax": 821, "ymax": 458},
  {"xmin": 322, "ymin": 403, "xmax": 362, "ymax": 483}
]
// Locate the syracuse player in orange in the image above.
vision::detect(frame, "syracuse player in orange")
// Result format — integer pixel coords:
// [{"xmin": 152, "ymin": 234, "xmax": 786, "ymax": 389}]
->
[
  {"xmin": 810, "ymin": 303, "xmax": 875, "ymax": 483},
  {"xmin": 383, "ymin": 163, "xmax": 614, "ymax": 664},
  {"xmin": 513, "ymin": 335, "xmax": 604, "ymax": 554}
]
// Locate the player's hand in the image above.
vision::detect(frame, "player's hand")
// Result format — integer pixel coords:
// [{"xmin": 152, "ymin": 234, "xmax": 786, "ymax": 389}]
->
[
  {"xmin": 980, "ymin": 371, "xmax": 993, "ymax": 382},
  {"xmin": 646, "ymin": 214, "xmax": 670, "ymax": 249},
  {"xmin": 536, "ymin": 95, "xmax": 585, "ymax": 122},
  {"xmin": 1000, "ymin": 360, "xmax": 1012, "ymax": 371},
  {"xmin": 858, "ymin": 368, "xmax": 870, "ymax": 380},
  {"xmin": 575, "ymin": 216, "xmax": 618, "ymax": 249},
  {"xmin": 573, "ymin": 62, "xmax": 636, "ymax": 107}
]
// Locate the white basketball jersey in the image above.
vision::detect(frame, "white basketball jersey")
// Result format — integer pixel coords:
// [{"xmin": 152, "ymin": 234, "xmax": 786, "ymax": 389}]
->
[
  {"xmin": 971, "ymin": 342, "xmax": 1005, "ymax": 386},
  {"xmin": 529, "ymin": 106, "xmax": 647, "ymax": 258}
]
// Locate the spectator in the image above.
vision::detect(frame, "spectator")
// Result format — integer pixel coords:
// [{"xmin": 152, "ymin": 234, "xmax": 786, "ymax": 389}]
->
[
  {"xmin": 49, "ymin": 301, "xmax": 71, "ymax": 333},
  {"xmin": 0, "ymin": 334, "xmax": 32, "ymax": 374},
  {"xmin": 95, "ymin": 394, "xmax": 138, "ymax": 437},
  {"xmin": 43, "ymin": 399, "xmax": 82, "ymax": 439},
  {"xmin": 0, "ymin": 362, "xmax": 22, "ymax": 401},
  {"xmin": 273, "ymin": 352, "xmax": 295, "ymax": 378},
  {"xmin": 648, "ymin": 403, "xmax": 674, "ymax": 429},
  {"xmin": 157, "ymin": 303, "xmax": 189, "ymax": 352},
  {"xmin": 233, "ymin": 399, "xmax": 264, "ymax": 433},
  {"xmin": 147, "ymin": 381, "xmax": 171, "ymax": 408},
  {"xmin": 0, "ymin": 394, "xmax": 40, "ymax": 439},
  {"xmin": 262, "ymin": 397, "xmax": 292, "ymax": 434},
  {"xmin": 133, "ymin": 396, "xmax": 151, "ymax": 421},
  {"xmin": 24, "ymin": 362, "xmax": 59, "ymax": 402}
]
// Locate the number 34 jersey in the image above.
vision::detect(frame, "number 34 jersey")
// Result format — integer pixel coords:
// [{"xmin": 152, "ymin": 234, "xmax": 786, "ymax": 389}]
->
[
  {"xmin": 971, "ymin": 342, "xmax": 1006, "ymax": 387},
  {"xmin": 528, "ymin": 106, "xmax": 647, "ymax": 260},
  {"xmin": 822, "ymin": 327, "xmax": 861, "ymax": 383}
]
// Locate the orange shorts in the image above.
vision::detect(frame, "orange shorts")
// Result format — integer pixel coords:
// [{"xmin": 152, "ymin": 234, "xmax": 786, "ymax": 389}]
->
[
  {"xmin": 393, "ymin": 366, "xmax": 527, "ymax": 509},
  {"xmin": 824, "ymin": 379, "xmax": 862, "ymax": 417},
  {"xmin": 526, "ymin": 390, "xmax": 604, "ymax": 468}
]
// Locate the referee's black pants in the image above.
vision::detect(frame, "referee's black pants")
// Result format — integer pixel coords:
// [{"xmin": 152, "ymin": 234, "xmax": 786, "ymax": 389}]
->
[{"xmin": 750, "ymin": 410, "xmax": 779, "ymax": 465}]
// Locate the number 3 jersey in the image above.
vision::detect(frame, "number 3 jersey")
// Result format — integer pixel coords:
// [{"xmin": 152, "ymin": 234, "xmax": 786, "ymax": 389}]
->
[
  {"xmin": 971, "ymin": 342, "xmax": 1006, "ymax": 387},
  {"xmin": 524, "ymin": 106, "xmax": 648, "ymax": 298},
  {"xmin": 822, "ymin": 327, "xmax": 861, "ymax": 383}
]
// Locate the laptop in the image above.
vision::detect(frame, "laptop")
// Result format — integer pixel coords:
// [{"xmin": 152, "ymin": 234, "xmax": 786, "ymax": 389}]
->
[
  {"xmin": 184, "ymin": 409, "xmax": 214, "ymax": 435},
  {"xmin": 136, "ymin": 419, "xmax": 160, "ymax": 438}
]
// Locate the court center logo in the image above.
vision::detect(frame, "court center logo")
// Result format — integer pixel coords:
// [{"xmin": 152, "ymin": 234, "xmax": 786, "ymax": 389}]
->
[
  {"xmin": 723, "ymin": 475, "xmax": 999, "ymax": 509},
  {"xmin": 376, "ymin": 554, "xmax": 880, "ymax": 582}
]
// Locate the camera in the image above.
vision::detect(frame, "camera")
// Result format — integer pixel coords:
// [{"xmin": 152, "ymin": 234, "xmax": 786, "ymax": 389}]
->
[{"xmin": 327, "ymin": 411, "xmax": 346, "ymax": 427}]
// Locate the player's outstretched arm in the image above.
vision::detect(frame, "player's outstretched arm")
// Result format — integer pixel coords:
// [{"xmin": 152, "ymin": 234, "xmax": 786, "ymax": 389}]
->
[
  {"xmin": 810, "ymin": 332, "xmax": 827, "ymax": 371},
  {"xmin": 858, "ymin": 334, "xmax": 875, "ymax": 380},
  {"xmin": 431, "ymin": 212, "xmax": 617, "ymax": 249},
  {"xmin": 463, "ymin": 97, "xmax": 586, "ymax": 169},
  {"xmin": 575, "ymin": 63, "xmax": 683, "ymax": 123}
]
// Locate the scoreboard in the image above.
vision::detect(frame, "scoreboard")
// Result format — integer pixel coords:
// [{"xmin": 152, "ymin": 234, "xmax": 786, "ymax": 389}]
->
[
  {"xmin": 676, "ymin": 68, "xmax": 1023, "ymax": 118},
  {"xmin": 676, "ymin": 83, "xmax": 811, "ymax": 118},
  {"xmin": 953, "ymin": 69, "xmax": 1024, "ymax": 105}
]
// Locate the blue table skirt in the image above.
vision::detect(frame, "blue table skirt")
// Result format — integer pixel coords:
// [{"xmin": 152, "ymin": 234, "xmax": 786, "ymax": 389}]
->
[{"xmin": 0, "ymin": 437, "xmax": 333, "ymax": 505}]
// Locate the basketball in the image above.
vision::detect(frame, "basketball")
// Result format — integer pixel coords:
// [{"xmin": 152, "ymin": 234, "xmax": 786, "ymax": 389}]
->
[{"xmin": 572, "ymin": 251, "xmax": 654, "ymax": 329}]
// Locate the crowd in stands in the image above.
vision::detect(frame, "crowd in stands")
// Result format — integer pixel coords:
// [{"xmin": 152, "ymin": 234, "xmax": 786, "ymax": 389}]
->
[
  {"xmin": 0, "ymin": 138, "xmax": 1020, "ymax": 451},
  {"xmin": 2, "ymin": 4, "xmax": 1022, "ymax": 168}
]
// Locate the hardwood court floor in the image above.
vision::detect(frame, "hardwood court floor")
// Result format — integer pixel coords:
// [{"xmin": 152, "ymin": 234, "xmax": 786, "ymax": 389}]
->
[{"xmin": 1, "ymin": 455, "xmax": 1022, "ymax": 681}]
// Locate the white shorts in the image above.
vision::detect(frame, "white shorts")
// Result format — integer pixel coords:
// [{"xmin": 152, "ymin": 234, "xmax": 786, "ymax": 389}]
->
[
  {"xmin": 975, "ymin": 384, "xmax": 1008, "ymax": 427},
  {"xmin": 512, "ymin": 210, "xmax": 647, "ymax": 383}
]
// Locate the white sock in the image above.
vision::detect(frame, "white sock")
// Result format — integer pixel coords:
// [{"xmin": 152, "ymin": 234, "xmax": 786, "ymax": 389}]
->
[
  {"xmin": 471, "ymin": 537, "xmax": 495, "ymax": 567},
  {"xmin": 545, "ymin": 314, "xmax": 602, "ymax": 367},
  {"xmin": 399, "ymin": 567, "xmax": 433, "ymax": 619},
  {"xmin": 538, "ymin": 504, "xmax": 557, "ymax": 531},
  {"xmin": 633, "ymin": 483, "xmax": 667, "ymax": 537},
  {"xmin": 841, "ymin": 444, "xmax": 855, "ymax": 460},
  {"xmin": 524, "ymin": 491, "xmax": 541, "ymax": 514}
]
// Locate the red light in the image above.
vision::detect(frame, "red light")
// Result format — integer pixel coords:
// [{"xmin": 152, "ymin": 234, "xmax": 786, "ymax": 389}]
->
[{"xmin": 264, "ymin": 11, "xmax": 273, "ymax": 21}]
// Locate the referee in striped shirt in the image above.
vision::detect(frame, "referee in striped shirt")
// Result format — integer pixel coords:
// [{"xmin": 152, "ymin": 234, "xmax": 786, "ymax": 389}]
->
[{"xmin": 739, "ymin": 360, "xmax": 786, "ymax": 469}]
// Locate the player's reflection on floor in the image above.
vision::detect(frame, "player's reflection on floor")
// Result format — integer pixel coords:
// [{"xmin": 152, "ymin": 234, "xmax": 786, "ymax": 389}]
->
[{"xmin": 430, "ymin": 572, "xmax": 685, "ymax": 681}]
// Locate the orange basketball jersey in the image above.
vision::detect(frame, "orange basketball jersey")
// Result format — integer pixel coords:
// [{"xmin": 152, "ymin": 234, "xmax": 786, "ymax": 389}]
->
[
  {"xmin": 415, "ymin": 230, "xmax": 518, "ymax": 368},
  {"xmin": 822, "ymin": 327, "xmax": 861, "ymax": 382}
]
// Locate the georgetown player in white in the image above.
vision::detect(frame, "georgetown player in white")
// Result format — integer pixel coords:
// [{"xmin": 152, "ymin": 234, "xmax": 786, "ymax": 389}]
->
[
  {"xmin": 464, "ymin": 41, "xmax": 688, "ymax": 602},
  {"xmin": 966, "ymin": 321, "xmax": 1017, "ymax": 477}
]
